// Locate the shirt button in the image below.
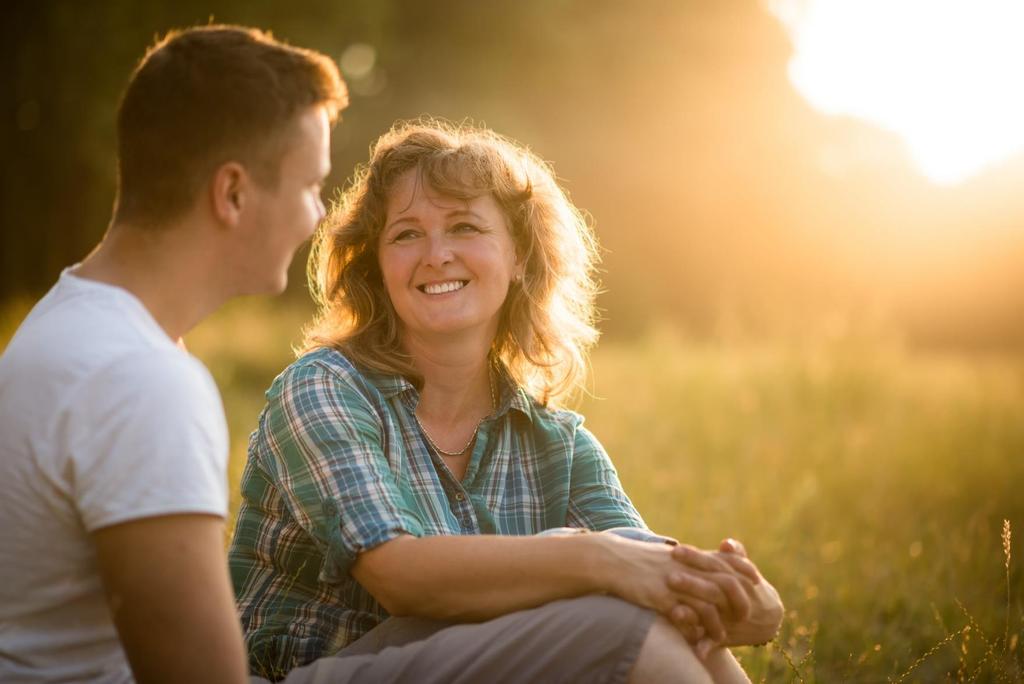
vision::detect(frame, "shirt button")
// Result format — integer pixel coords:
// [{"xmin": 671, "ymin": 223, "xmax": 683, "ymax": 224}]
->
[{"xmin": 454, "ymin": 492, "xmax": 465, "ymax": 502}]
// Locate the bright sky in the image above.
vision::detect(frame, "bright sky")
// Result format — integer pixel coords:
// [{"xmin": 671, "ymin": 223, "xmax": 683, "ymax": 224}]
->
[{"xmin": 767, "ymin": 0, "xmax": 1024, "ymax": 185}]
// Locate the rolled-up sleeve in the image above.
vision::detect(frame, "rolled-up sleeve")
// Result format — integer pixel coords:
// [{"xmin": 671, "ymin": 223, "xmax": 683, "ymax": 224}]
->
[
  {"xmin": 566, "ymin": 424, "xmax": 647, "ymax": 531},
  {"xmin": 258, "ymin": 362, "xmax": 424, "ymax": 583}
]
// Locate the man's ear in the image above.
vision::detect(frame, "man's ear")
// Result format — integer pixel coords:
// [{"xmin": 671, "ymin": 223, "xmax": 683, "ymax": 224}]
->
[{"xmin": 210, "ymin": 161, "xmax": 248, "ymax": 227}]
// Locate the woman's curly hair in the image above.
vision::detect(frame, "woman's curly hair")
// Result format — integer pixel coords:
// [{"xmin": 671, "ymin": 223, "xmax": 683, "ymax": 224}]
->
[{"xmin": 303, "ymin": 118, "xmax": 600, "ymax": 407}]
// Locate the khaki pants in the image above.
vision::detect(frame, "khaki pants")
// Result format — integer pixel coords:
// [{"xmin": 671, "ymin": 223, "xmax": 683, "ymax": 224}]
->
[{"xmin": 251, "ymin": 595, "xmax": 656, "ymax": 684}]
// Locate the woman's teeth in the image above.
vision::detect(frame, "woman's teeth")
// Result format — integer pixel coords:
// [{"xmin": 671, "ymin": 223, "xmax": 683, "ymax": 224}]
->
[{"xmin": 421, "ymin": 280, "xmax": 467, "ymax": 295}]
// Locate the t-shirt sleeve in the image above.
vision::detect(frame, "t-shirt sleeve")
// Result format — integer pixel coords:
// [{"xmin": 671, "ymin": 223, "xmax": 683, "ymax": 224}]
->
[
  {"xmin": 70, "ymin": 351, "xmax": 229, "ymax": 532},
  {"xmin": 254, "ymin": 362, "xmax": 424, "ymax": 583},
  {"xmin": 566, "ymin": 423, "xmax": 648, "ymax": 531}
]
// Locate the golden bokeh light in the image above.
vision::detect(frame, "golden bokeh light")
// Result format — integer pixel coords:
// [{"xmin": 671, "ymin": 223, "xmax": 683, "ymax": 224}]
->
[{"xmin": 768, "ymin": 0, "xmax": 1024, "ymax": 185}]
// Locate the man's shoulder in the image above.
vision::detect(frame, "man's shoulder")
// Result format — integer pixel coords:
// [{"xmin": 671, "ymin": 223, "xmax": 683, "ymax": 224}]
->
[
  {"xmin": 3, "ymin": 272, "xmax": 177, "ymax": 375},
  {"xmin": 1, "ymin": 273, "xmax": 217, "ymax": 434},
  {"xmin": 92, "ymin": 346, "xmax": 218, "ymax": 405}
]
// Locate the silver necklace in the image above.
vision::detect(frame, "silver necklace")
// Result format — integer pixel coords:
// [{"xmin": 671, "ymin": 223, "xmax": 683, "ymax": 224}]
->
[{"xmin": 415, "ymin": 368, "xmax": 498, "ymax": 457}]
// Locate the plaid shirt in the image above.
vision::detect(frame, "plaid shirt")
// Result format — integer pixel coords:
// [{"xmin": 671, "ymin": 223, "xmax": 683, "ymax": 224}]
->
[{"xmin": 229, "ymin": 348, "xmax": 645, "ymax": 679}]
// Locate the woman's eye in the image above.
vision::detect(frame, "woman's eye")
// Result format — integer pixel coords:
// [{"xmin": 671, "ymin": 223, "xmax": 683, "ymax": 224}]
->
[
  {"xmin": 392, "ymin": 229, "xmax": 419, "ymax": 242},
  {"xmin": 452, "ymin": 223, "xmax": 481, "ymax": 234}
]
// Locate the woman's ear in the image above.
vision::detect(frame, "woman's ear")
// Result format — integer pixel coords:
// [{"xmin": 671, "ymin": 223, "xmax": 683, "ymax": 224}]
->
[
  {"xmin": 210, "ymin": 161, "xmax": 248, "ymax": 227},
  {"xmin": 510, "ymin": 256, "xmax": 524, "ymax": 284}
]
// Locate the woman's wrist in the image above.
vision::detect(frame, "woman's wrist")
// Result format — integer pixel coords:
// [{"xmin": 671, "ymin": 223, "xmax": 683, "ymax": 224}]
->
[
  {"xmin": 533, "ymin": 528, "xmax": 617, "ymax": 596},
  {"xmin": 577, "ymin": 532, "xmax": 631, "ymax": 598}
]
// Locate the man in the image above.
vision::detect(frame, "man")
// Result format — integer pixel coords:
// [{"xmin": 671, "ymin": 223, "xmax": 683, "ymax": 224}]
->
[{"xmin": 0, "ymin": 26, "xmax": 346, "ymax": 683}]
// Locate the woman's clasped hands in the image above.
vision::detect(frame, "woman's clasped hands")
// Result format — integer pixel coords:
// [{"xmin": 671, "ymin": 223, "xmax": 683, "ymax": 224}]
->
[{"xmin": 602, "ymin": 533, "xmax": 783, "ymax": 659}]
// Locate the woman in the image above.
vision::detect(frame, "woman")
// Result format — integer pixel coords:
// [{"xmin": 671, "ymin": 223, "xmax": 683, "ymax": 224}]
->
[{"xmin": 230, "ymin": 120, "xmax": 783, "ymax": 683}]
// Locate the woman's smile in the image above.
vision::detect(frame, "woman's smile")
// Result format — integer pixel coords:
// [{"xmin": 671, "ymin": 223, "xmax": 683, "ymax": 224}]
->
[
  {"xmin": 378, "ymin": 168, "xmax": 519, "ymax": 339},
  {"xmin": 418, "ymin": 279, "xmax": 469, "ymax": 295}
]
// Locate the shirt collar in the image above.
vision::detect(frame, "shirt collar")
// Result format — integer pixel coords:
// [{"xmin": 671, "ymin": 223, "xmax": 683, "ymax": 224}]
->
[
  {"xmin": 495, "ymin": 369, "xmax": 535, "ymax": 423},
  {"xmin": 361, "ymin": 369, "xmax": 414, "ymax": 399},
  {"xmin": 362, "ymin": 365, "xmax": 534, "ymax": 423}
]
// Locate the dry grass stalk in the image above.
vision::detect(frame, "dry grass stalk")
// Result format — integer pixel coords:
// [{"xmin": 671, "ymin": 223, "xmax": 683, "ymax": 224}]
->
[
  {"xmin": 891, "ymin": 625, "xmax": 968, "ymax": 684},
  {"xmin": 771, "ymin": 635, "xmax": 805, "ymax": 683},
  {"xmin": 1002, "ymin": 519, "xmax": 1011, "ymax": 654}
]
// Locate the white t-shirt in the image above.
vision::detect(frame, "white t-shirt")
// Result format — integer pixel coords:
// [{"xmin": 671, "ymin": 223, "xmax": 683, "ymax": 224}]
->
[{"xmin": 0, "ymin": 269, "xmax": 229, "ymax": 683}]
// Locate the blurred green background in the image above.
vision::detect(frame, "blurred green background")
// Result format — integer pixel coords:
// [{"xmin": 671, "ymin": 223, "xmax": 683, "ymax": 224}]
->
[{"xmin": 3, "ymin": 1, "xmax": 1023, "ymax": 680}]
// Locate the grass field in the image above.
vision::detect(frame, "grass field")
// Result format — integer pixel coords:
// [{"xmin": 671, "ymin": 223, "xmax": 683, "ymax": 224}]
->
[{"xmin": 5, "ymin": 297, "xmax": 1022, "ymax": 682}]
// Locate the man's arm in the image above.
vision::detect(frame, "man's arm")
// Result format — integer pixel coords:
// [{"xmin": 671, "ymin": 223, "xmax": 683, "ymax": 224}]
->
[{"xmin": 93, "ymin": 514, "xmax": 248, "ymax": 684}]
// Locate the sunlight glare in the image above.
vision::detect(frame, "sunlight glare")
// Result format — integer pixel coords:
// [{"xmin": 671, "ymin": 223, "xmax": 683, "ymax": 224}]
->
[{"xmin": 767, "ymin": 0, "xmax": 1024, "ymax": 185}]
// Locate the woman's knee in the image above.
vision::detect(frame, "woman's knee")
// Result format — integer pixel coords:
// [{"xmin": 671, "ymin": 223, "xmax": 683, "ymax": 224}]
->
[
  {"xmin": 629, "ymin": 615, "xmax": 713, "ymax": 684},
  {"xmin": 539, "ymin": 595, "xmax": 652, "ymax": 640},
  {"xmin": 700, "ymin": 646, "xmax": 751, "ymax": 684}
]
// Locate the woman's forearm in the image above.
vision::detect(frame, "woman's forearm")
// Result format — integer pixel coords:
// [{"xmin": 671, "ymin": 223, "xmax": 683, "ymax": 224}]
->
[{"xmin": 351, "ymin": 533, "xmax": 618, "ymax": 621}]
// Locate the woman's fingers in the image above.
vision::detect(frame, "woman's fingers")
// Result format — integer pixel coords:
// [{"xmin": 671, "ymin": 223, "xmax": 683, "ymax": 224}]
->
[
  {"xmin": 670, "ymin": 602, "xmax": 699, "ymax": 626},
  {"xmin": 673, "ymin": 543, "xmax": 761, "ymax": 585},
  {"xmin": 672, "ymin": 544, "xmax": 733, "ymax": 573},
  {"xmin": 667, "ymin": 570, "xmax": 727, "ymax": 608},
  {"xmin": 679, "ymin": 596, "xmax": 726, "ymax": 643},
  {"xmin": 714, "ymin": 549, "xmax": 761, "ymax": 584},
  {"xmin": 695, "ymin": 636, "xmax": 718, "ymax": 660},
  {"xmin": 670, "ymin": 568, "xmax": 751, "ymax": 621},
  {"xmin": 717, "ymin": 538, "xmax": 762, "ymax": 585},
  {"xmin": 678, "ymin": 624, "xmax": 704, "ymax": 644},
  {"xmin": 667, "ymin": 602, "xmax": 717, "ymax": 643},
  {"xmin": 719, "ymin": 538, "xmax": 747, "ymax": 557},
  {"xmin": 669, "ymin": 603, "xmax": 705, "ymax": 643},
  {"xmin": 711, "ymin": 572, "xmax": 752, "ymax": 620},
  {"xmin": 670, "ymin": 547, "xmax": 755, "ymax": 619}
]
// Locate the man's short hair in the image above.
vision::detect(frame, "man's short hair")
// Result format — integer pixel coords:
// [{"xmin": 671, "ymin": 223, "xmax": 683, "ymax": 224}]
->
[{"xmin": 114, "ymin": 25, "xmax": 347, "ymax": 228}]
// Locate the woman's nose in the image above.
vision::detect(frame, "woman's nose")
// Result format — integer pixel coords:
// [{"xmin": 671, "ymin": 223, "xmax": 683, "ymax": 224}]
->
[{"xmin": 423, "ymin": 232, "xmax": 454, "ymax": 266}]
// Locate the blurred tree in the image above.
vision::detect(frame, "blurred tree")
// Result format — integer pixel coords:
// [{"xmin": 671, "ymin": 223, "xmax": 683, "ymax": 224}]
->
[{"xmin": 3, "ymin": 0, "xmax": 1022, "ymax": 348}]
